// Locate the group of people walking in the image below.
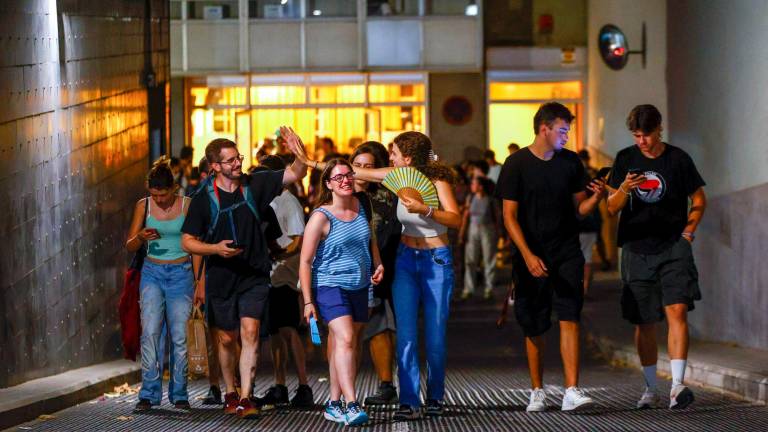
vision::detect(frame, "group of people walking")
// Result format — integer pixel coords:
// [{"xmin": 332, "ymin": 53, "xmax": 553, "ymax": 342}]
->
[{"xmin": 125, "ymin": 101, "xmax": 706, "ymax": 424}]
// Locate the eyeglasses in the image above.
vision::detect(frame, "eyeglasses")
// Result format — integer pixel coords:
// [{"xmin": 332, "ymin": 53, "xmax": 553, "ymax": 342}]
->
[
  {"xmin": 219, "ymin": 154, "xmax": 244, "ymax": 165},
  {"xmin": 329, "ymin": 172, "xmax": 355, "ymax": 183}
]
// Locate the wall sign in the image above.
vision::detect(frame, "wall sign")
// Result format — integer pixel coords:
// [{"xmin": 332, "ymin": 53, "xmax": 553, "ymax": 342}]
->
[{"xmin": 442, "ymin": 96, "xmax": 472, "ymax": 126}]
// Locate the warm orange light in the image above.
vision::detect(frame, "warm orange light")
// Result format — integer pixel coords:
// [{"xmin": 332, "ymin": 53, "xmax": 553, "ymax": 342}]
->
[{"xmin": 489, "ymin": 81, "xmax": 582, "ymax": 101}]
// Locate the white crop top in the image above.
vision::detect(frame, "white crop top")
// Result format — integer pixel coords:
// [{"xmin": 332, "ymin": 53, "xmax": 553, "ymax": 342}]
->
[{"xmin": 397, "ymin": 199, "xmax": 447, "ymax": 237}]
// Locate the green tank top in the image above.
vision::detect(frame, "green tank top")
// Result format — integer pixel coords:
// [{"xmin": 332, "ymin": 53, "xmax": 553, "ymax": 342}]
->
[{"xmin": 146, "ymin": 196, "xmax": 188, "ymax": 260}]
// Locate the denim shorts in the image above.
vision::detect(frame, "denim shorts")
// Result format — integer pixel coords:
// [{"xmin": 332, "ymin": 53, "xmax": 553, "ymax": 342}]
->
[{"xmin": 314, "ymin": 286, "xmax": 369, "ymax": 324}]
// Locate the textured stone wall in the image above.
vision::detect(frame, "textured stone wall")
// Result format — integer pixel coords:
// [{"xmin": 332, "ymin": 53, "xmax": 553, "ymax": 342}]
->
[{"xmin": 0, "ymin": 0, "xmax": 168, "ymax": 387}]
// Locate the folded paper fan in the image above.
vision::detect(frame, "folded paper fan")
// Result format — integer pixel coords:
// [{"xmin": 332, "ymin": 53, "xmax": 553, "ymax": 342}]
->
[{"xmin": 382, "ymin": 167, "xmax": 439, "ymax": 209}]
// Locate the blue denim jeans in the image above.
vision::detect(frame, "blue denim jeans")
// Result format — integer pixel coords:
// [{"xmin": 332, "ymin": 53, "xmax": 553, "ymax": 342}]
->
[
  {"xmin": 392, "ymin": 244, "xmax": 454, "ymax": 407},
  {"xmin": 138, "ymin": 260, "xmax": 194, "ymax": 404}
]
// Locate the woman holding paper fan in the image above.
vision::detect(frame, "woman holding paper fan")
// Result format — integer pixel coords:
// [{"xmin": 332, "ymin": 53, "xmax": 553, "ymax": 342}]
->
[
  {"xmin": 298, "ymin": 158, "xmax": 384, "ymax": 426},
  {"xmin": 287, "ymin": 129, "xmax": 461, "ymax": 421}
]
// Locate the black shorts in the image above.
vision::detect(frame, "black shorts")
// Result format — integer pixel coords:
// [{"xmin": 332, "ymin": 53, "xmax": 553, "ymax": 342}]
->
[
  {"xmin": 266, "ymin": 285, "xmax": 301, "ymax": 334},
  {"xmin": 513, "ymin": 248, "xmax": 584, "ymax": 337},
  {"xmin": 620, "ymin": 237, "xmax": 701, "ymax": 325},
  {"xmin": 206, "ymin": 271, "xmax": 270, "ymax": 331}
]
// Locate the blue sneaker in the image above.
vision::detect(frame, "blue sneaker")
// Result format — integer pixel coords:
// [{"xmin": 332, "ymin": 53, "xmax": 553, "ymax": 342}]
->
[
  {"xmin": 323, "ymin": 400, "xmax": 346, "ymax": 423},
  {"xmin": 345, "ymin": 401, "xmax": 369, "ymax": 426}
]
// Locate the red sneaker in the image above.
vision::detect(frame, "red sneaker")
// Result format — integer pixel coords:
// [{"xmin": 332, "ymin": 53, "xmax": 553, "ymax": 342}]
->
[
  {"xmin": 223, "ymin": 392, "xmax": 240, "ymax": 415},
  {"xmin": 236, "ymin": 398, "xmax": 261, "ymax": 419}
]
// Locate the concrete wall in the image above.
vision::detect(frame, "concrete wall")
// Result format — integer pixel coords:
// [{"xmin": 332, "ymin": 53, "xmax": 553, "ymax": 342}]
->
[
  {"xmin": 0, "ymin": 0, "xmax": 169, "ymax": 387},
  {"xmin": 428, "ymin": 72, "xmax": 486, "ymax": 165},
  {"xmin": 667, "ymin": 1, "xmax": 768, "ymax": 350},
  {"xmin": 532, "ymin": 0, "xmax": 587, "ymax": 47},
  {"xmin": 586, "ymin": 0, "xmax": 667, "ymax": 158}
]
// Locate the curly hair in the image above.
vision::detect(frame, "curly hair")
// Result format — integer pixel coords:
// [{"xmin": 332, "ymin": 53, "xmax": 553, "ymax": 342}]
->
[{"xmin": 393, "ymin": 132, "xmax": 454, "ymax": 184}]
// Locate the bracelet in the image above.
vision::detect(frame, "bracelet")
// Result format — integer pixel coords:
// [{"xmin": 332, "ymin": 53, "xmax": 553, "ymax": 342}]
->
[
  {"xmin": 425, "ymin": 207, "xmax": 434, "ymax": 218},
  {"xmin": 619, "ymin": 184, "xmax": 631, "ymax": 195},
  {"xmin": 313, "ymin": 160, "xmax": 318, "ymax": 169},
  {"xmin": 304, "ymin": 302, "xmax": 313, "ymax": 306}
]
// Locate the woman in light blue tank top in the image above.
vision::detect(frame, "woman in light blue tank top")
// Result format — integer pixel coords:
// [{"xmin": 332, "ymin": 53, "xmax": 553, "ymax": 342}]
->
[
  {"xmin": 288, "ymin": 131, "xmax": 462, "ymax": 419},
  {"xmin": 299, "ymin": 159, "xmax": 383, "ymax": 426},
  {"xmin": 125, "ymin": 157, "xmax": 199, "ymax": 411}
]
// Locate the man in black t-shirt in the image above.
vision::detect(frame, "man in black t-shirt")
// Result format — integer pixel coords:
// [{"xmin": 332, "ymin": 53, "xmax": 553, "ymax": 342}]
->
[
  {"xmin": 497, "ymin": 102, "xmax": 606, "ymax": 413},
  {"xmin": 181, "ymin": 131, "xmax": 307, "ymax": 419},
  {"xmin": 606, "ymin": 105, "xmax": 706, "ymax": 411}
]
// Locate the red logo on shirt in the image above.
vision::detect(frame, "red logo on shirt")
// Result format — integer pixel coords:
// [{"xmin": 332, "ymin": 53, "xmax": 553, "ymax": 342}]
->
[{"xmin": 634, "ymin": 171, "xmax": 666, "ymax": 203}]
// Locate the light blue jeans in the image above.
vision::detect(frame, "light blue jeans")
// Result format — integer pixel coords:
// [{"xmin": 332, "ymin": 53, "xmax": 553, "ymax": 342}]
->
[
  {"xmin": 138, "ymin": 260, "xmax": 193, "ymax": 404},
  {"xmin": 392, "ymin": 244, "xmax": 454, "ymax": 407}
]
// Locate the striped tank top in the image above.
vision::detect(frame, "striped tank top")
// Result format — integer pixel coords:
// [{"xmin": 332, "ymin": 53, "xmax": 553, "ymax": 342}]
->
[{"xmin": 311, "ymin": 202, "xmax": 371, "ymax": 291}]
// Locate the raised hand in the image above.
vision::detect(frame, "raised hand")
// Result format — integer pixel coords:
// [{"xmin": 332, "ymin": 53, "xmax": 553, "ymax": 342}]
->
[{"xmin": 280, "ymin": 126, "xmax": 310, "ymax": 165}]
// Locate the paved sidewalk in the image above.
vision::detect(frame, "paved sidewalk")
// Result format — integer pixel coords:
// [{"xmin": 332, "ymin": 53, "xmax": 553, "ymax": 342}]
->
[{"xmin": 582, "ymin": 271, "xmax": 768, "ymax": 404}]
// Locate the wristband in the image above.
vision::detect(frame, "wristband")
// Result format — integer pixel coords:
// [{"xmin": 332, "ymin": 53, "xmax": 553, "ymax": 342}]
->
[
  {"xmin": 304, "ymin": 302, "xmax": 313, "ymax": 306},
  {"xmin": 619, "ymin": 184, "xmax": 631, "ymax": 195}
]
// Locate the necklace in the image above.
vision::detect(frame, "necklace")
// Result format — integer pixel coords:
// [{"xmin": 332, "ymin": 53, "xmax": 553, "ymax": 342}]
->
[{"xmin": 155, "ymin": 196, "xmax": 178, "ymax": 214}]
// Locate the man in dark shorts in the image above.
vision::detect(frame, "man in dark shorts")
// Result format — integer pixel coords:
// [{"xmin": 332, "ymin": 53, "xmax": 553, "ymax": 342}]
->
[
  {"xmin": 182, "ymin": 133, "xmax": 307, "ymax": 419},
  {"xmin": 497, "ymin": 102, "xmax": 606, "ymax": 412},
  {"xmin": 607, "ymin": 104, "xmax": 706, "ymax": 410}
]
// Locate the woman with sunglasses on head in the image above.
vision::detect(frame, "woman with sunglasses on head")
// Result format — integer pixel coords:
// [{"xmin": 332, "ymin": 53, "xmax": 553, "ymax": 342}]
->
[
  {"xmin": 299, "ymin": 158, "xmax": 384, "ymax": 427},
  {"xmin": 289, "ymin": 130, "xmax": 461, "ymax": 421}
]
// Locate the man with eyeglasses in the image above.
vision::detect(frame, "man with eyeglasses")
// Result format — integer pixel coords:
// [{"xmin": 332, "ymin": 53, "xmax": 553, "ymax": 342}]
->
[{"xmin": 181, "ymin": 128, "xmax": 307, "ymax": 419}]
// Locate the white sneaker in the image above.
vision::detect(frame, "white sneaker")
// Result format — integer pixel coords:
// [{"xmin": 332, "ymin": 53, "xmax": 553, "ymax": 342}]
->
[
  {"xmin": 636, "ymin": 388, "xmax": 660, "ymax": 409},
  {"xmin": 669, "ymin": 384, "xmax": 695, "ymax": 409},
  {"xmin": 526, "ymin": 388, "xmax": 547, "ymax": 412},
  {"xmin": 561, "ymin": 387, "xmax": 594, "ymax": 411}
]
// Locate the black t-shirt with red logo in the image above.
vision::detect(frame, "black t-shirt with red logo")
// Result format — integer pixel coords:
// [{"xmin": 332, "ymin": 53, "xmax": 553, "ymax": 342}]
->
[{"xmin": 608, "ymin": 144, "xmax": 705, "ymax": 254}]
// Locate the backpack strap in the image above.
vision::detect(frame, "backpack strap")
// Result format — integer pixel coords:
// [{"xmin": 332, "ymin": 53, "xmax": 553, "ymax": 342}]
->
[{"xmin": 204, "ymin": 174, "xmax": 261, "ymax": 243}]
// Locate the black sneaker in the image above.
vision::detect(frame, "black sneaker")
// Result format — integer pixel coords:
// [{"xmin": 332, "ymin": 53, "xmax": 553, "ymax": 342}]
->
[
  {"xmin": 364, "ymin": 382, "xmax": 398, "ymax": 406},
  {"xmin": 202, "ymin": 385, "xmax": 222, "ymax": 405},
  {"xmin": 134, "ymin": 398, "xmax": 152, "ymax": 412},
  {"xmin": 174, "ymin": 400, "xmax": 191, "ymax": 410},
  {"xmin": 425, "ymin": 399, "xmax": 444, "ymax": 417},
  {"xmin": 256, "ymin": 384, "xmax": 289, "ymax": 410},
  {"xmin": 290, "ymin": 384, "xmax": 314, "ymax": 408},
  {"xmin": 393, "ymin": 404, "xmax": 420, "ymax": 421}
]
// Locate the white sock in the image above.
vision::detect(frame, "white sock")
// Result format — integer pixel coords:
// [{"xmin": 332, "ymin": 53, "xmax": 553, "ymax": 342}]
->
[
  {"xmin": 670, "ymin": 359, "xmax": 687, "ymax": 386},
  {"xmin": 642, "ymin": 365, "xmax": 658, "ymax": 391}
]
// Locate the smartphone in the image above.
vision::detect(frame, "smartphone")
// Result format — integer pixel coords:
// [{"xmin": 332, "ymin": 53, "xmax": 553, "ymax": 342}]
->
[
  {"xmin": 309, "ymin": 316, "xmax": 322, "ymax": 346},
  {"xmin": 595, "ymin": 166, "xmax": 612, "ymax": 180},
  {"xmin": 226, "ymin": 242, "xmax": 246, "ymax": 250},
  {"xmin": 146, "ymin": 228, "xmax": 160, "ymax": 238},
  {"xmin": 628, "ymin": 168, "xmax": 645, "ymax": 176}
]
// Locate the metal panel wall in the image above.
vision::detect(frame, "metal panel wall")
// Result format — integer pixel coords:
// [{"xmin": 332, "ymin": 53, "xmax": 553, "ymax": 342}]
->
[{"xmin": 0, "ymin": 0, "xmax": 169, "ymax": 388}]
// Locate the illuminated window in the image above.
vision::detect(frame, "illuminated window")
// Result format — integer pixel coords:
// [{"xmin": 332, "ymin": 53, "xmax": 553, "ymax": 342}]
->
[
  {"xmin": 250, "ymin": 86, "xmax": 306, "ymax": 105},
  {"xmin": 489, "ymin": 81, "xmax": 583, "ymax": 101},
  {"xmin": 368, "ymin": 84, "xmax": 425, "ymax": 103},
  {"xmin": 186, "ymin": 74, "xmax": 427, "ymax": 168},
  {"xmin": 310, "ymin": 85, "xmax": 366, "ymax": 104},
  {"xmin": 488, "ymin": 80, "xmax": 584, "ymax": 157}
]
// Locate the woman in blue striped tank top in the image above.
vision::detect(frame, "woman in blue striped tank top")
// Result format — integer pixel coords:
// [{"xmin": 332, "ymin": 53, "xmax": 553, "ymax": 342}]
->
[{"xmin": 299, "ymin": 159, "xmax": 384, "ymax": 426}]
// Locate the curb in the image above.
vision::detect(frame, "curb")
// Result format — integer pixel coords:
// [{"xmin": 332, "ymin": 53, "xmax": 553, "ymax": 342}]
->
[
  {"xmin": 583, "ymin": 325, "xmax": 768, "ymax": 405},
  {"xmin": 0, "ymin": 360, "xmax": 141, "ymax": 430}
]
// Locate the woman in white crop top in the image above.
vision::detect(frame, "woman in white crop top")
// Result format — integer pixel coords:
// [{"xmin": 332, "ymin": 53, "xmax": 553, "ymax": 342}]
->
[{"xmin": 286, "ymin": 129, "xmax": 461, "ymax": 419}]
